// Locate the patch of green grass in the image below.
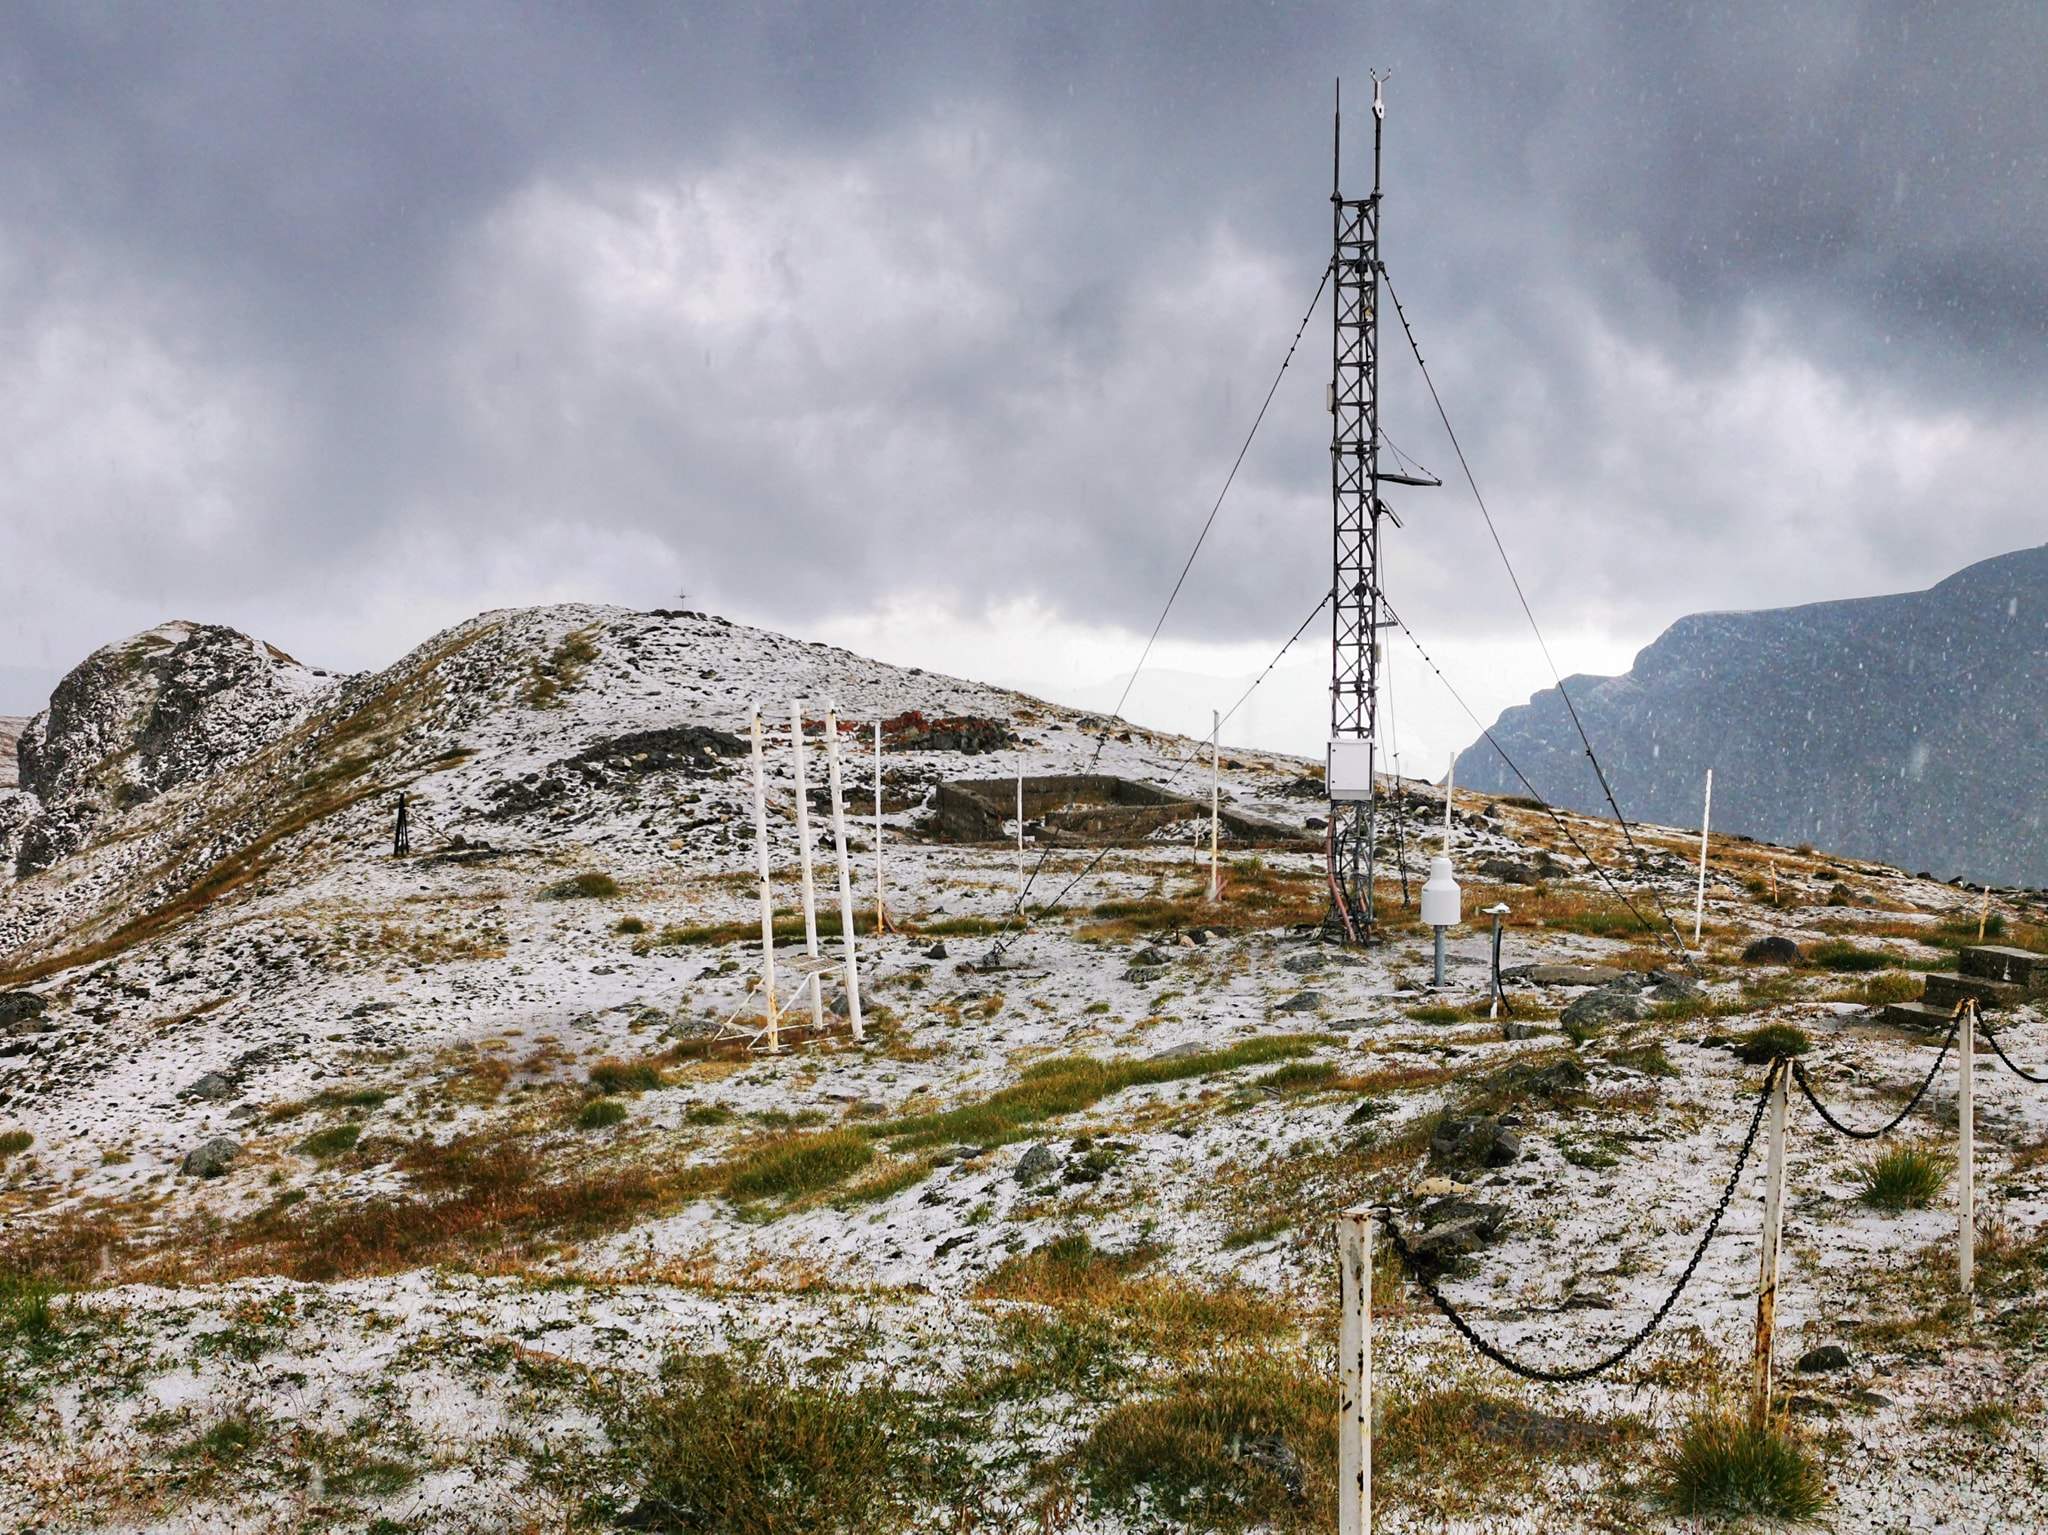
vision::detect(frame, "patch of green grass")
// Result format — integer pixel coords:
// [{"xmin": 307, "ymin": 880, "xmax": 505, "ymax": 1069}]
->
[
  {"xmin": 1601, "ymin": 1042, "xmax": 1677, "ymax": 1077},
  {"xmin": 682, "ymin": 1103, "xmax": 735, "ymax": 1126},
  {"xmin": 0, "ymin": 1130, "xmax": 31, "ymax": 1158},
  {"xmin": 0, "ymin": 1271, "xmax": 57, "ymax": 1347},
  {"xmin": 542, "ymin": 871, "xmax": 620, "ymax": 901},
  {"xmin": 328, "ymin": 1457, "xmax": 418, "ymax": 1496},
  {"xmin": 1064, "ymin": 1355, "xmax": 1331, "ymax": 1530},
  {"xmin": 1731, "ymin": 1023, "xmax": 1812, "ymax": 1065},
  {"xmin": 588, "ymin": 1058, "xmax": 664, "ymax": 1095},
  {"xmin": 176, "ymin": 1413, "xmax": 263, "ymax": 1465},
  {"xmin": 726, "ymin": 1131, "xmax": 874, "ymax": 1201},
  {"xmin": 615, "ymin": 915, "xmax": 648, "ymax": 935},
  {"xmin": 1255, "ymin": 1061, "xmax": 1339, "ymax": 1093},
  {"xmin": 1856, "ymin": 1143, "xmax": 1949, "ymax": 1211},
  {"xmin": 1406, "ymin": 1004, "xmax": 1465, "ymax": 1025},
  {"xmin": 599, "ymin": 1351, "xmax": 951, "ymax": 1532},
  {"xmin": 577, "ymin": 1098, "xmax": 629, "ymax": 1131},
  {"xmin": 1655, "ymin": 1411, "xmax": 1828, "ymax": 1520},
  {"xmin": 875, "ymin": 1036, "xmax": 1318, "ymax": 1151},
  {"xmin": 1220, "ymin": 1217, "xmax": 1292, "ymax": 1251},
  {"xmin": 1808, "ymin": 940, "xmax": 1903, "ymax": 974},
  {"xmin": 296, "ymin": 1123, "xmax": 362, "ymax": 1159}
]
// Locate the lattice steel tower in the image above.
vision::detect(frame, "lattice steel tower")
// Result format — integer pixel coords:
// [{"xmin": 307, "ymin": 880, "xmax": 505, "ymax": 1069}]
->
[{"xmin": 1327, "ymin": 76, "xmax": 1432, "ymax": 942}]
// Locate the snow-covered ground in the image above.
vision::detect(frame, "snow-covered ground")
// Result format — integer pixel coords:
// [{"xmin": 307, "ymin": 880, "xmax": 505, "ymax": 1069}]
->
[{"xmin": 2, "ymin": 604, "xmax": 2043, "ymax": 1533}]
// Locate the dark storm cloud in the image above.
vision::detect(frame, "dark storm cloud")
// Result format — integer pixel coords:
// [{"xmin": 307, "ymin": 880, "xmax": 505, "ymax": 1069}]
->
[{"xmin": 1, "ymin": 1, "xmax": 2042, "ymax": 684}]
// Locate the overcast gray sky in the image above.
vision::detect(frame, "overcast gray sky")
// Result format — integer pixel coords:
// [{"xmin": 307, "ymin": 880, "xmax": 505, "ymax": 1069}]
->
[{"xmin": 2, "ymin": 2, "xmax": 2042, "ymax": 762}]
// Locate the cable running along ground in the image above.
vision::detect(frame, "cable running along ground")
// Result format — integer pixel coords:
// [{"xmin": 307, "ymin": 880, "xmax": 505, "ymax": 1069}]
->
[
  {"xmin": 1379, "ymin": 1060, "xmax": 1780, "ymax": 1383},
  {"xmin": 1380, "ymin": 264, "xmax": 1695, "ymax": 962},
  {"xmin": 1378, "ymin": 596, "xmax": 1695, "ymax": 974},
  {"xmin": 1790, "ymin": 1010, "xmax": 1960, "ymax": 1139}
]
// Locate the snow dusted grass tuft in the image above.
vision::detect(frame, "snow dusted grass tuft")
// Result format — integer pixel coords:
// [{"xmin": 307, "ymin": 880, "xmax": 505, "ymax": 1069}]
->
[{"xmin": 1655, "ymin": 1410, "xmax": 1828, "ymax": 1521}]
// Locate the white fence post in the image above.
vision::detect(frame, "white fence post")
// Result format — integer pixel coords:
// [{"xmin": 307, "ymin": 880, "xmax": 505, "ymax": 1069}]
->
[
  {"xmin": 824, "ymin": 703, "xmax": 863, "ymax": 1042},
  {"xmin": 1694, "ymin": 767, "xmax": 1713, "ymax": 945},
  {"xmin": 749, "ymin": 704, "xmax": 779, "ymax": 1053},
  {"xmin": 1337, "ymin": 1207, "xmax": 1373, "ymax": 1535},
  {"xmin": 1961, "ymin": 1000, "xmax": 1976, "ymax": 1295},
  {"xmin": 789, "ymin": 701, "xmax": 825, "ymax": 1033},
  {"xmin": 1016, "ymin": 768, "xmax": 1026, "ymax": 893},
  {"xmin": 1751, "ymin": 1060, "xmax": 1788, "ymax": 1428},
  {"xmin": 874, "ymin": 716, "xmax": 889, "ymax": 934},
  {"xmin": 1209, "ymin": 709, "xmax": 1221, "ymax": 904}
]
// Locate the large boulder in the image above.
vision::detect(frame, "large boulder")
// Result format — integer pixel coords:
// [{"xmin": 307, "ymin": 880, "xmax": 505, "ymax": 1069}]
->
[
  {"xmin": 1429, "ymin": 1115, "xmax": 1522, "ymax": 1171},
  {"xmin": 181, "ymin": 1137, "xmax": 241, "ymax": 1178},
  {"xmin": 1561, "ymin": 984, "xmax": 1648, "ymax": 1033}
]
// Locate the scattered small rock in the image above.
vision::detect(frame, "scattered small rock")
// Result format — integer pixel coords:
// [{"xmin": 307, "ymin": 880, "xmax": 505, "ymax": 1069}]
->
[
  {"xmin": 184, "ymin": 1073, "xmax": 237, "ymax": 1103},
  {"xmin": 1743, "ymin": 935, "xmax": 1803, "ymax": 965},
  {"xmin": 1560, "ymin": 985, "xmax": 1648, "ymax": 1033},
  {"xmin": 181, "ymin": 1138, "xmax": 241, "ymax": 1178},
  {"xmin": 924, "ymin": 942, "xmax": 949, "ymax": 960},
  {"xmin": 1796, "ymin": 1343, "xmax": 1852, "ymax": 1373},
  {"xmin": 1276, "ymin": 991, "xmax": 1324, "ymax": 1013},
  {"xmin": 0, "ymin": 991, "xmax": 47, "ymax": 1029},
  {"xmin": 1430, "ymin": 1115, "xmax": 1522, "ymax": 1170},
  {"xmin": 1014, "ymin": 1143, "xmax": 1058, "ymax": 1184},
  {"xmin": 1501, "ymin": 1021, "xmax": 1547, "ymax": 1041}
]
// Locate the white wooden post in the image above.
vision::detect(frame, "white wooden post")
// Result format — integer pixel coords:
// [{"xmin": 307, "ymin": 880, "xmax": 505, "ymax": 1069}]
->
[
  {"xmin": 874, "ymin": 716, "xmax": 888, "ymax": 934},
  {"xmin": 1751, "ymin": 1060, "xmax": 1788, "ymax": 1428},
  {"xmin": 1694, "ymin": 767, "xmax": 1714, "ymax": 945},
  {"xmin": 790, "ymin": 701, "xmax": 824, "ymax": 1033},
  {"xmin": 1961, "ymin": 1000, "xmax": 1976, "ymax": 1295},
  {"xmin": 1977, "ymin": 885, "xmax": 1992, "ymax": 942},
  {"xmin": 1337, "ymin": 1207, "xmax": 1373, "ymax": 1535},
  {"xmin": 749, "ymin": 705, "xmax": 779, "ymax": 1053},
  {"xmin": 1209, "ymin": 709, "xmax": 1221, "ymax": 903},
  {"xmin": 824, "ymin": 703, "xmax": 863, "ymax": 1042}
]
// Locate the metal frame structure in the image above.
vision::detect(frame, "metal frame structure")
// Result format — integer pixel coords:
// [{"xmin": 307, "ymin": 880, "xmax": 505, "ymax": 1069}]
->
[{"xmin": 1328, "ymin": 75, "xmax": 1433, "ymax": 942}]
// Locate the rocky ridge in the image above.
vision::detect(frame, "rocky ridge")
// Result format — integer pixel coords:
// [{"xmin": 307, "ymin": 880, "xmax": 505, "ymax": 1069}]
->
[{"xmin": 1455, "ymin": 544, "xmax": 2048, "ymax": 888}]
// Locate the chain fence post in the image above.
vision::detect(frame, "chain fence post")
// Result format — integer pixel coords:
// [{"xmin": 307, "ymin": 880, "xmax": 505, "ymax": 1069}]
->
[
  {"xmin": 1751, "ymin": 1059, "xmax": 1788, "ymax": 1429},
  {"xmin": 1961, "ymin": 999, "xmax": 1976, "ymax": 1296},
  {"xmin": 750, "ymin": 704, "xmax": 779, "ymax": 1054},
  {"xmin": 1337, "ymin": 1206, "xmax": 1373, "ymax": 1535}
]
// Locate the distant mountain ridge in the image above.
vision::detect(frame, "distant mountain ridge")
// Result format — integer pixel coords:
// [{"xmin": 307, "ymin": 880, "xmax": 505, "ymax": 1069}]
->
[{"xmin": 1453, "ymin": 545, "xmax": 2048, "ymax": 888}]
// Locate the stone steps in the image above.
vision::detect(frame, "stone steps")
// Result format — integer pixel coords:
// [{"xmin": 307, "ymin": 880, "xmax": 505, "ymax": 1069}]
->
[
  {"xmin": 1887, "ymin": 942, "xmax": 2048, "ymax": 1032},
  {"xmin": 1923, "ymin": 971, "xmax": 2030, "ymax": 1011},
  {"xmin": 1878, "ymin": 999, "xmax": 1957, "ymax": 1034}
]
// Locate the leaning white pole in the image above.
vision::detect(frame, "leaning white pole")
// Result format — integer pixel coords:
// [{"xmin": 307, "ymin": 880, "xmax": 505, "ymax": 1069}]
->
[
  {"xmin": 749, "ymin": 705, "xmax": 779, "ymax": 1053},
  {"xmin": 790, "ymin": 701, "xmax": 824, "ymax": 1033},
  {"xmin": 1961, "ymin": 999, "xmax": 1976, "ymax": 1295},
  {"xmin": 1209, "ymin": 709, "xmax": 1221, "ymax": 903},
  {"xmin": 1694, "ymin": 767, "xmax": 1714, "ymax": 945},
  {"xmin": 1337, "ymin": 1207, "xmax": 1373, "ymax": 1535},
  {"xmin": 873, "ymin": 716, "xmax": 888, "ymax": 933},
  {"xmin": 1751, "ymin": 1060, "xmax": 1789, "ymax": 1429},
  {"xmin": 1016, "ymin": 768, "xmax": 1026, "ymax": 892},
  {"xmin": 824, "ymin": 703, "xmax": 863, "ymax": 1042}
]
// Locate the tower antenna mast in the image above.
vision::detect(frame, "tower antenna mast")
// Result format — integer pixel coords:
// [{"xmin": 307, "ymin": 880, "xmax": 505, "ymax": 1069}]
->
[{"xmin": 1326, "ymin": 73, "xmax": 1435, "ymax": 943}]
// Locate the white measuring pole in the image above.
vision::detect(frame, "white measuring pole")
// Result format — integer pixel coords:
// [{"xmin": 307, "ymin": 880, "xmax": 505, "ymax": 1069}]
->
[
  {"xmin": 1751, "ymin": 1060, "xmax": 1788, "ymax": 1429},
  {"xmin": 1209, "ymin": 709, "xmax": 1221, "ymax": 903},
  {"xmin": 1337, "ymin": 1207, "xmax": 1373, "ymax": 1535},
  {"xmin": 1016, "ymin": 767, "xmax": 1026, "ymax": 891},
  {"xmin": 1977, "ymin": 885, "xmax": 1992, "ymax": 942},
  {"xmin": 789, "ymin": 701, "xmax": 824, "ymax": 1033},
  {"xmin": 1694, "ymin": 767, "xmax": 1714, "ymax": 945},
  {"xmin": 873, "ymin": 716, "xmax": 888, "ymax": 933},
  {"xmin": 749, "ymin": 705, "xmax": 779, "ymax": 1053},
  {"xmin": 823, "ymin": 703, "xmax": 863, "ymax": 1042},
  {"xmin": 1961, "ymin": 999, "xmax": 1976, "ymax": 1295},
  {"xmin": 1443, "ymin": 751, "xmax": 1455, "ymax": 848}
]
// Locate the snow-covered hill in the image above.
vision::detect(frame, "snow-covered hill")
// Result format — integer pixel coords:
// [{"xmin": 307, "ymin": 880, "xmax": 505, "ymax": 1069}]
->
[{"xmin": 0, "ymin": 603, "xmax": 2043, "ymax": 1534}]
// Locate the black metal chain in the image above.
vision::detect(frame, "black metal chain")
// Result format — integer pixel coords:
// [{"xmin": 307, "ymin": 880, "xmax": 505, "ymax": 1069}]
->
[
  {"xmin": 1975, "ymin": 1010, "xmax": 2048, "ymax": 1084},
  {"xmin": 1377, "ymin": 1061, "xmax": 1779, "ymax": 1384},
  {"xmin": 1790, "ymin": 1010, "xmax": 1960, "ymax": 1140}
]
